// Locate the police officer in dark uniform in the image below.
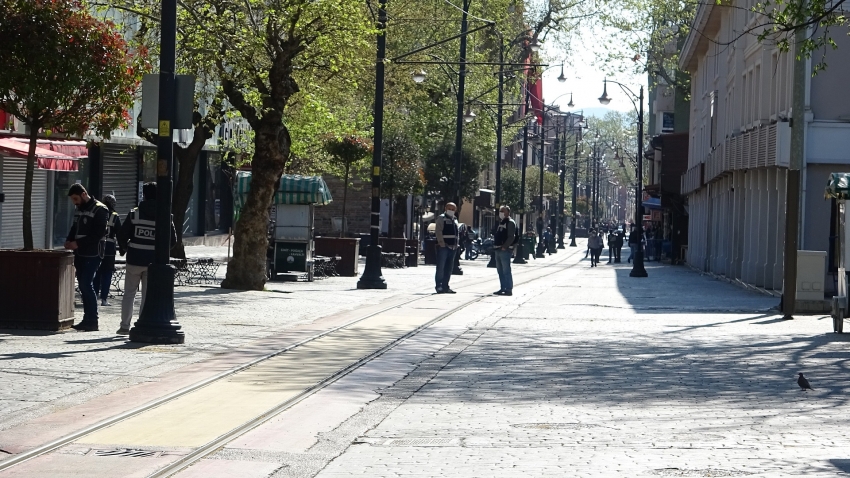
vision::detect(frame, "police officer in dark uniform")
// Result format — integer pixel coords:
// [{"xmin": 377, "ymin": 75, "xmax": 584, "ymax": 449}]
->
[
  {"xmin": 93, "ymin": 195, "xmax": 122, "ymax": 306},
  {"xmin": 65, "ymin": 184, "xmax": 110, "ymax": 331},
  {"xmin": 117, "ymin": 182, "xmax": 177, "ymax": 335}
]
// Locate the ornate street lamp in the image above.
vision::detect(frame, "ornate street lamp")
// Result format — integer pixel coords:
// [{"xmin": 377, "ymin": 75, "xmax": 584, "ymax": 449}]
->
[
  {"xmin": 412, "ymin": 69, "xmax": 427, "ymax": 83},
  {"xmin": 598, "ymin": 78, "xmax": 647, "ymax": 278}
]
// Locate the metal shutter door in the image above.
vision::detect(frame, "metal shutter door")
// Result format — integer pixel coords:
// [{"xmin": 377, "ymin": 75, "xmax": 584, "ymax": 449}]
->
[
  {"xmin": 1, "ymin": 160, "xmax": 47, "ymax": 249},
  {"xmin": 101, "ymin": 143, "xmax": 138, "ymax": 212}
]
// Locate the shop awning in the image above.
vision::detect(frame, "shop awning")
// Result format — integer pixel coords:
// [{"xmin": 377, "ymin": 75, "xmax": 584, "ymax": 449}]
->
[
  {"xmin": 826, "ymin": 173, "xmax": 850, "ymax": 200},
  {"xmin": 235, "ymin": 171, "xmax": 333, "ymax": 212},
  {"xmin": 0, "ymin": 138, "xmax": 80, "ymax": 171},
  {"xmin": 642, "ymin": 197, "xmax": 662, "ymax": 209}
]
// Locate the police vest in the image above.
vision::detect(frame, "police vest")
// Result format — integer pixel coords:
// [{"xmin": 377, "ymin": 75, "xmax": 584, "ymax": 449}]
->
[
  {"xmin": 441, "ymin": 216, "xmax": 458, "ymax": 246},
  {"xmin": 105, "ymin": 212, "xmax": 119, "ymax": 244},
  {"xmin": 128, "ymin": 208, "xmax": 157, "ymax": 251},
  {"xmin": 73, "ymin": 199, "xmax": 109, "ymax": 242}
]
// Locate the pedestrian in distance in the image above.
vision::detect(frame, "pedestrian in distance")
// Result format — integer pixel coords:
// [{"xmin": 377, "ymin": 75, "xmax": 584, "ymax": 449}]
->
[
  {"xmin": 434, "ymin": 202, "xmax": 459, "ymax": 294},
  {"xmin": 493, "ymin": 205, "xmax": 518, "ymax": 296},
  {"xmin": 65, "ymin": 184, "xmax": 110, "ymax": 332},
  {"xmin": 464, "ymin": 224, "xmax": 476, "ymax": 260},
  {"xmin": 92, "ymin": 195, "xmax": 122, "ymax": 307},
  {"xmin": 116, "ymin": 182, "xmax": 177, "ymax": 335},
  {"xmin": 588, "ymin": 229, "xmax": 604, "ymax": 267},
  {"xmin": 628, "ymin": 226, "xmax": 639, "ymax": 263},
  {"xmin": 614, "ymin": 229, "xmax": 624, "ymax": 263},
  {"xmin": 607, "ymin": 230, "xmax": 617, "ymax": 264}
]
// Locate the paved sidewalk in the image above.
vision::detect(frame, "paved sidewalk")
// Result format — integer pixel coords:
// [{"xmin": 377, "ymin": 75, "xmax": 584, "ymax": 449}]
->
[
  {"xmin": 179, "ymin": 251, "xmax": 850, "ymax": 478},
  {"xmin": 311, "ymin": 259, "xmax": 849, "ymax": 477},
  {"xmin": 0, "ymin": 246, "xmax": 502, "ymax": 435}
]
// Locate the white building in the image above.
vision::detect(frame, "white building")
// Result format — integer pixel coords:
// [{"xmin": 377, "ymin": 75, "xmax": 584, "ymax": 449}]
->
[{"xmin": 679, "ymin": 4, "xmax": 850, "ymax": 293}]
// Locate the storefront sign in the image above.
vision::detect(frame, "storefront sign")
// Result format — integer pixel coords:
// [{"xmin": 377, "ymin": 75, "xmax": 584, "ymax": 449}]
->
[{"xmin": 275, "ymin": 242, "xmax": 308, "ymax": 272}]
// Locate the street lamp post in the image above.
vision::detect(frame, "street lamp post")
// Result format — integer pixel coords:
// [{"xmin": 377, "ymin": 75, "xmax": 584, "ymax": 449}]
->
[
  {"xmin": 357, "ymin": 0, "xmax": 389, "ymax": 289},
  {"xmin": 513, "ymin": 115, "xmax": 530, "ymax": 264},
  {"xmin": 598, "ymin": 78, "xmax": 647, "ymax": 277},
  {"xmin": 129, "ymin": 0, "xmax": 184, "ymax": 344},
  {"xmin": 569, "ymin": 126, "xmax": 581, "ymax": 246},
  {"xmin": 535, "ymin": 109, "xmax": 546, "ymax": 258},
  {"xmin": 557, "ymin": 119, "xmax": 566, "ymax": 249}
]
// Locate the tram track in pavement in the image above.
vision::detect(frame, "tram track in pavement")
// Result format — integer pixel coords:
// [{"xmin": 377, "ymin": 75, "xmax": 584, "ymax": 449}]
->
[{"xmin": 0, "ymin": 245, "xmax": 585, "ymax": 477}]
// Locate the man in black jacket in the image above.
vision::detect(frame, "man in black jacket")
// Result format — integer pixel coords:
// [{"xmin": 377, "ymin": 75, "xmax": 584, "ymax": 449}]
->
[
  {"xmin": 493, "ymin": 205, "xmax": 517, "ymax": 296},
  {"xmin": 117, "ymin": 182, "xmax": 177, "ymax": 335},
  {"xmin": 65, "ymin": 184, "xmax": 109, "ymax": 331}
]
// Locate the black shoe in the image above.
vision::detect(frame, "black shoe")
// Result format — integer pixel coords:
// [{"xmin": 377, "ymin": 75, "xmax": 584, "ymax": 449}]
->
[
  {"xmin": 503, "ymin": 290, "xmax": 512, "ymax": 296},
  {"xmin": 444, "ymin": 288, "xmax": 457, "ymax": 294},
  {"xmin": 71, "ymin": 323, "xmax": 86, "ymax": 330},
  {"xmin": 493, "ymin": 290, "xmax": 505, "ymax": 295},
  {"xmin": 81, "ymin": 325, "xmax": 99, "ymax": 332},
  {"xmin": 435, "ymin": 289, "xmax": 444, "ymax": 294}
]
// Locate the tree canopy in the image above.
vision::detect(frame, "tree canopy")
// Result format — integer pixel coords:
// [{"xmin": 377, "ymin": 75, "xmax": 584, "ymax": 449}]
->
[{"xmin": 0, "ymin": 0, "xmax": 144, "ymax": 250}]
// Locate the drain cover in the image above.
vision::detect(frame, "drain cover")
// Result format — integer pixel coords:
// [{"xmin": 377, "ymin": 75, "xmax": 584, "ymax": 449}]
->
[
  {"xmin": 511, "ymin": 423, "xmax": 604, "ymax": 430},
  {"xmin": 94, "ymin": 449, "xmax": 160, "ymax": 458},
  {"xmin": 651, "ymin": 468, "xmax": 752, "ymax": 477},
  {"xmin": 384, "ymin": 438, "xmax": 459, "ymax": 447}
]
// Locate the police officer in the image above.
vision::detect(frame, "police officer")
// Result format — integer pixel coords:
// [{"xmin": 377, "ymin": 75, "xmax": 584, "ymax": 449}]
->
[
  {"xmin": 93, "ymin": 195, "xmax": 122, "ymax": 306},
  {"xmin": 65, "ymin": 184, "xmax": 110, "ymax": 331},
  {"xmin": 434, "ymin": 202, "xmax": 459, "ymax": 294},
  {"xmin": 493, "ymin": 205, "xmax": 517, "ymax": 296},
  {"xmin": 116, "ymin": 182, "xmax": 177, "ymax": 335}
]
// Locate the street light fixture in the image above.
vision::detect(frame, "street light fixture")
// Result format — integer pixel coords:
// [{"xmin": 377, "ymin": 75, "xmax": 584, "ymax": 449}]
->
[
  {"xmin": 598, "ymin": 79, "xmax": 612, "ymax": 105},
  {"xmin": 557, "ymin": 63, "xmax": 566, "ymax": 83},
  {"xmin": 463, "ymin": 105, "xmax": 476, "ymax": 123},
  {"xmin": 529, "ymin": 39, "xmax": 541, "ymax": 52},
  {"xmin": 412, "ymin": 69, "xmax": 427, "ymax": 83},
  {"xmin": 567, "ymin": 92, "xmax": 574, "ymax": 108}
]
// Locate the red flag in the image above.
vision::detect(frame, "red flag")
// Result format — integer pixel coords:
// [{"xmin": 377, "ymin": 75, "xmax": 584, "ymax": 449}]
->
[{"xmin": 525, "ymin": 58, "xmax": 543, "ymax": 124}]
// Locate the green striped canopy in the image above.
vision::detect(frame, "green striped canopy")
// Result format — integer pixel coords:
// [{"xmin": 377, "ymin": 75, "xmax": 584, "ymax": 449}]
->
[
  {"xmin": 235, "ymin": 172, "xmax": 333, "ymax": 216},
  {"xmin": 826, "ymin": 173, "xmax": 850, "ymax": 200}
]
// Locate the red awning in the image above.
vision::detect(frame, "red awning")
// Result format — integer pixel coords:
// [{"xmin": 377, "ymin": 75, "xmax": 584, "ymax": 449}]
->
[{"xmin": 0, "ymin": 138, "xmax": 80, "ymax": 171}]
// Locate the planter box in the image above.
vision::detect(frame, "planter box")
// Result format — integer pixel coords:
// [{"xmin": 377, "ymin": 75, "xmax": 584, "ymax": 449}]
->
[
  {"xmin": 0, "ymin": 250, "xmax": 76, "ymax": 330},
  {"xmin": 314, "ymin": 237, "xmax": 360, "ymax": 276}
]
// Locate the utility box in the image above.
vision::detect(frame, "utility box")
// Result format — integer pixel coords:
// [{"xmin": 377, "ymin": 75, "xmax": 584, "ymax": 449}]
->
[
  {"xmin": 797, "ymin": 250, "xmax": 827, "ymax": 301},
  {"xmin": 272, "ymin": 204, "xmax": 314, "ymax": 275}
]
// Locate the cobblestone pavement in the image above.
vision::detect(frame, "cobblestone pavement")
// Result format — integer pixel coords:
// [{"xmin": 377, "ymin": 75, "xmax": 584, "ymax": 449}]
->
[
  {"xmin": 190, "ymin": 249, "xmax": 850, "ymax": 478},
  {"xmin": 0, "ymin": 246, "xmax": 495, "ymax": 434}
]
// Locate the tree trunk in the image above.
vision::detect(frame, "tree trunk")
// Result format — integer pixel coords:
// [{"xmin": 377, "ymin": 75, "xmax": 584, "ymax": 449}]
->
[
  {"xmin": 170, "ymin": 136, "xmax": 205, "ymax": 259},
  {"xmin": 221, "ymin": 121, "xmax": 290, "ymax": 291},
  {"xmin": 22, "ymin": 126, "xmax": 38, "ymax": 251},
  {"xmin": 340, "ymin": 162, "xmax": 350, "ymax": 238},
  {"xmin": 393, "ymin": 194, "xmax": 408, "ymax": 239}
]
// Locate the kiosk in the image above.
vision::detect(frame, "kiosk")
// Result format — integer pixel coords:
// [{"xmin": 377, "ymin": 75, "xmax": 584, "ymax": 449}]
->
[
  {"xmin": 234, "ymin": 172, "xmax": 332, "ymax": 281},
  {"xmin": 826, "ymin": 173, "xmax": 850, "ymax": 333}
]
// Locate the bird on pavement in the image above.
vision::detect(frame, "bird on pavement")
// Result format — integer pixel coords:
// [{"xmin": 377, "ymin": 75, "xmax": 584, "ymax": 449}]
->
[{"xmin": 797, "ymin": 373, "xmax": 814, "ymax": 391}]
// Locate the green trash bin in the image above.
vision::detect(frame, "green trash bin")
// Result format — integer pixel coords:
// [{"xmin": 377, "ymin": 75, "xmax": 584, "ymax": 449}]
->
[{"xmin": 521, "ymin": 234, "xmax": 536, "ymax": 261}]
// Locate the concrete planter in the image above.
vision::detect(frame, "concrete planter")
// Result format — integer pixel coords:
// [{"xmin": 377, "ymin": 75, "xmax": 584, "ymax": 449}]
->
[
  {"xmin": 314, "ymin": 237, "xmax": 360, "ymax": 276},
  {"xmin": 0, "ymin": 250, "xmax": 76, "ymax": 330}
]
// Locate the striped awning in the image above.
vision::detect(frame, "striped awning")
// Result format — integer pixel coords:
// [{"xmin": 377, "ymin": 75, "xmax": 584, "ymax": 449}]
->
[
  {"xmin": 826, "ymin": 173, "xmax": 850, "ymax": 200},
  {"xmin": 235, "ymin": 171, "xmax": 333, "ymax": 211}
]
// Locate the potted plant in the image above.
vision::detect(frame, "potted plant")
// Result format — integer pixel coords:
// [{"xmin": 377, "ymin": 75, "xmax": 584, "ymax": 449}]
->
[
  {"xmin": 315, "ymin": 135, "xmax": 372, "ymax": 276},
  {"xmin": 0, "ymin": 0, "xmax": 144, "ymax": 330}
]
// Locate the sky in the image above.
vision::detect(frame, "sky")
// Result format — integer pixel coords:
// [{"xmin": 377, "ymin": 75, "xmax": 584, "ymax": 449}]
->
[{"xmin": 540, "ymin": 32, "xmax": 647, "ymax": 119}]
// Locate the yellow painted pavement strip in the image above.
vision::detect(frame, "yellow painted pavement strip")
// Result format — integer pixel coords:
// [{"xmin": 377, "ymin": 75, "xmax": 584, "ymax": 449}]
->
[{"xmin": 77, "ymin": 300, "xmax": 470, "ymax": 448}]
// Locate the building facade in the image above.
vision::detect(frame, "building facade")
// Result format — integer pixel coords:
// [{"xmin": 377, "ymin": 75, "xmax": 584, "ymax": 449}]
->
[{"xmin": 679, "ymin": 4, "xmax": 850, "ymax": 292}]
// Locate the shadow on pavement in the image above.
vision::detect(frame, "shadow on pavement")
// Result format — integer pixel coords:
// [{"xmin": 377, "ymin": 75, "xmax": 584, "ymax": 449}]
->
[
  {"xmin": 612, "ymin": 263, "xmax": 779, "ymax": 314},
  {"xmin": 416, "ymin": 326, "xmax": 850, "ymax": 407}
]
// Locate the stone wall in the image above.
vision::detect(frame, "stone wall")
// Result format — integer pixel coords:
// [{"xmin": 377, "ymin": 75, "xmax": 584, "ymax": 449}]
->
[{"xmin": 315, "ymin": 174, "xmax": 371, "ymax": 236}]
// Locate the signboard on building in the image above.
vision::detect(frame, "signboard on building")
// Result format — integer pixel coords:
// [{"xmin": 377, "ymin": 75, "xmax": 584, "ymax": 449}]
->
[{"xmin": 662, "ymin": 112, "xmax": 675, "ymax": 133}]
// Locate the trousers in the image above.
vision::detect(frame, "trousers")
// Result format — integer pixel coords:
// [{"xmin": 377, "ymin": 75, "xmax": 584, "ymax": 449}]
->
[{"xmin": 121, "ymin": 264, "xmax": 149, "ymax": 330}]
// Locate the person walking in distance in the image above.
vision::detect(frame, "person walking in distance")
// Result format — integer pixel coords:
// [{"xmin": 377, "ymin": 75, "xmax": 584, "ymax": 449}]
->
[
  {"xmin": 588, "ymin": 229, "xmax": 604, "ymax": 267},
  {"xmin": 65, "ymin": 184, "xmax": 109, "ymax": 331},
  {"xmin": 493, "ymin": 205, "xmax": 518, "ymax": 296},
  {"xmin": 93, "ymin": 195, "xmax": 122, "ymax": 306},
  {"xmin": 628, "ymin": 225, "xmax": 639, "ymax": 263},
  {"xmin": 614, "ymin": 228, "xmax": 624, "ymax": 263},
  {"xmin": 607, "ymin": 229, "xmax": 617, "ymax": 264},
  {"xmin": 434, "ymin": 202, "xmax": 459, "ymax": 294},
  {"xmin": 116, "ymin": 182, "xmax": 177, "ymax": 335}
]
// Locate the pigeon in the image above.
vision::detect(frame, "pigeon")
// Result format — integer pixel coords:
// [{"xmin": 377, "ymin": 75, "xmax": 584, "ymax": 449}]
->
[{"xmin": 798, "ymin": 373, "xmax": 814, "ymax": 391}]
